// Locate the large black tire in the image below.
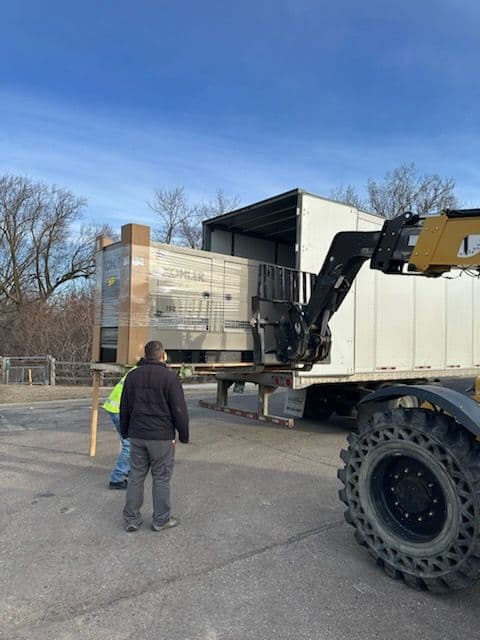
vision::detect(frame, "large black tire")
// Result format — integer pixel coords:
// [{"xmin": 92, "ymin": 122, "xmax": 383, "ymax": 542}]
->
[{"xmin": 338, "ymin": 408, "xmax": 480, "ymax": 593}]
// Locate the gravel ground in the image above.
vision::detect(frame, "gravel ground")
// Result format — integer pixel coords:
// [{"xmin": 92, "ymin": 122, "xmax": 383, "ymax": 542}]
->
[
  {"xmin": 0, "ymin": 385, "xmax": 479, "ymax": 640},
  {"xmin": 0, "ymin": 385, "xmax": 110, "ymax": 405},
  {"xmin": 0, "ymin": 382, "xmax": 216, "ymax": 405}
]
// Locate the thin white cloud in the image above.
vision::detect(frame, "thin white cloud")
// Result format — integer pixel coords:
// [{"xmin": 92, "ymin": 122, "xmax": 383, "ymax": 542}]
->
[{"xmin": 1, "ymin": 88, "xmax": 479, "ymax": 233}]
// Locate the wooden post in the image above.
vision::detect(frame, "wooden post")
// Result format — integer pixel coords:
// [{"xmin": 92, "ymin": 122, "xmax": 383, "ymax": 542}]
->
[
  {"xmin": 48, "ymin": 356, "xmax": 56, "ymax": 386},
  {"xmin": 89, "ymin": 370, "xmax": 101, "ymax": 457}
]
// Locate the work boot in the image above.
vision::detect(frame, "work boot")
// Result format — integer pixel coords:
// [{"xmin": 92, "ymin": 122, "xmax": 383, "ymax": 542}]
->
[
  {"xmin": 151, "ymin": 517, "xmax": 179, "ymax": 532},
  {"xmin": 109, "ymin": 480, "xmax": 127, "ymax": 490}
]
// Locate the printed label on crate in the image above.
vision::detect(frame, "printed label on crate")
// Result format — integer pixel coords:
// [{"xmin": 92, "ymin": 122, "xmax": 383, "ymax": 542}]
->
[
  {"xmin": 103, "ymin": 248, "xmax": 121, "ymax": 272},
  {"xmin": 123, "ymin": 256, "xmax": 145, "ymax": 267}
]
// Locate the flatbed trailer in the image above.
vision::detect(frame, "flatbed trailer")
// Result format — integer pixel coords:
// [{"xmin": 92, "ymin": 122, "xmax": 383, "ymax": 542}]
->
[{"xmin": 198, "ymin": 364, "xmax": 480, "ymax": 429}]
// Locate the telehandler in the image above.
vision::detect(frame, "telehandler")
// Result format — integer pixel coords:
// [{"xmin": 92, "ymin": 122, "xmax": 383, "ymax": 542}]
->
[{"xmin": 251, "ymin": 208, "xmax": 480, "ymax": 592}]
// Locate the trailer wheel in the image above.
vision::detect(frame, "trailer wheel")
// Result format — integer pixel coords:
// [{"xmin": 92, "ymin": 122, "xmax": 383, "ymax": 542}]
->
[
  {"xmin": 357, "ymin": 393, "xmax": 418, "ymax": 424},
  {"xmin": 303, "ymin": 387, "xmax": 333, "ymax": 420},
  {"xmin": 338, "ymin": 408, "xmax": 480, "ymax": 593}
]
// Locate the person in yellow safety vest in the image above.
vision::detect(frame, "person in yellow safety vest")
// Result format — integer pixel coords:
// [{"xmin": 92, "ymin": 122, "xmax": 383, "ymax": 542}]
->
[{"xmin": 103, "ymin": 358, "xmax": 145, "ymax": 489}]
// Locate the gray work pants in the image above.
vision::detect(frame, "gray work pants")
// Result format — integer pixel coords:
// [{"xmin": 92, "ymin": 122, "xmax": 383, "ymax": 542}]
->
[{"xmin": 123, "ymin": 438, "xmax": 175, "ymax": 527}]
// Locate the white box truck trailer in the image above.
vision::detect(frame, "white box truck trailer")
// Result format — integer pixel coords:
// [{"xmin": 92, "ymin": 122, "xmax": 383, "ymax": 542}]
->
[{"xmin": 200, "ymin": 189, "xmax": 480, "ymax": 420}]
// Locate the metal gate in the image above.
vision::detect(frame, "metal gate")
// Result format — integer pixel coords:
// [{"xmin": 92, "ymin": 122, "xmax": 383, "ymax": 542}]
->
[{"xmin": 1, "ymin": 356, "xmax": 55, "ymax": 385}]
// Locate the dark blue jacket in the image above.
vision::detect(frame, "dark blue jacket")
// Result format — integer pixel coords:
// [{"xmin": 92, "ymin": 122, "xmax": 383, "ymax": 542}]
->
[{"xmin": 120, "ymin": 361, "xmax": 189, "ymax": 443}]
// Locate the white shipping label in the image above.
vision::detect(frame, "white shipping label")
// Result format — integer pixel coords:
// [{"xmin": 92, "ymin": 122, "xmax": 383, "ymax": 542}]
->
[
  {"xmin": 284, "ymin": 389, "xmax": 307, "ymax": 418},
  {"xmin": 123, "ymin": 256, "xmax": 145, "ymax": 267}
]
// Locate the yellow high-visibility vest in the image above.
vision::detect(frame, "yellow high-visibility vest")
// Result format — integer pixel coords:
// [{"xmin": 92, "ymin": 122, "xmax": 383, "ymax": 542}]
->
[{"xmin": 102, "ymin": 366, "xmax": 137, "ymax": 414}]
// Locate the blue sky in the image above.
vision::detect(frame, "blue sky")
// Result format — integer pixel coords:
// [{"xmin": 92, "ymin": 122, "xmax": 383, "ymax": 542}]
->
[{"xmin": 1, "ymin": 0, "xmax": 479, "ymax": 227}]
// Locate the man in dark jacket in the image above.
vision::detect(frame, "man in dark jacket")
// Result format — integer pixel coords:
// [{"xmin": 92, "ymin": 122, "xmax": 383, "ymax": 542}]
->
[{"xmin": 120, "ymin": 340, "xmax": 189, "ymax": 532}]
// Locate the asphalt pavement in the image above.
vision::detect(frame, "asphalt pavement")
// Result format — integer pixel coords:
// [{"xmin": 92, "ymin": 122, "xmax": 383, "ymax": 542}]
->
[{"xmin": 0, "ymin": 384, "xmax": 479, "ymax": 640}]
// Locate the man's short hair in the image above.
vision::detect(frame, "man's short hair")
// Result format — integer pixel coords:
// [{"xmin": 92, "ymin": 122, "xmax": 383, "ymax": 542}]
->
[{"xmin": 144, "ymin": 340, "xmax": 165, "ymax": 360}]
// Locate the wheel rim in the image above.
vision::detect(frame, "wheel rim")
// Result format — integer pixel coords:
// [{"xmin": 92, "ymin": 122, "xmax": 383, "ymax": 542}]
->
[
  {"xmin": 340, "ymin": 410, "xmax": 480, "ymax": 588},
  {"xmin": 370, "ymin": 454, "xmax": 448, "ymax": 542}
]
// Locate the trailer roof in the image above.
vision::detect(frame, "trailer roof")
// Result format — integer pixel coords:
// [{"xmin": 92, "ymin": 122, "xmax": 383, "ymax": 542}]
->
[
  {"xmin": 203, "ymin": 189, "xmax": 301, "ymax": 244},
  {"xmin": 202, "ymin": 188, "xmax": 379, "ymax": 245}
]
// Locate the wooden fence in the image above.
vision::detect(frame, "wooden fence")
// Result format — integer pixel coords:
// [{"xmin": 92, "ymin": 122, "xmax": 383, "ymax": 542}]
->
[
  {"xmin": 0, "ymin": 357, "xmax": 119, "ymax": 386},
  {"xmin": 55, "ymin": 361, "xmax": 119, "ymax": 386}
]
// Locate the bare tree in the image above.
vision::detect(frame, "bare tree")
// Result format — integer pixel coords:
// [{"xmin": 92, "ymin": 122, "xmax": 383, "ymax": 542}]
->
[
  {"xmin": 331, "ymin": 164, "xmax": 457, "ymax": 219},
  {"xmin": 367, "ymin": 163, "xmax": 457, "ymax": 219},
  {"xmin": 149, "ymin": 186, "xmax": 240, "ymax": 249},
  {"xmin": 179, "ymin": 188, "xmax": 240, "ymax": 249},
  {"xmin": 180, "ymin": 206, "xmax": 204, "ymax": 249},
  {"xmin": 0, "ymin": 285, "xmax": 94, "ymax": 360},
  {"xmin": 0, "ymin": 175, "xmax": 94, "ymax": 307},
  {"xmin": 208, "ymin": 188, "xmax": 240, "ymax": 217},
  {"xmin": 330, "ymin": 184, "xmax": 366, "ymax": 210},
  {"xmin": 148, "ymin": 186, "xmax": 189, "ymax": 244},
  {"xmin": 41, "ymin": 286, "xmax": 95, "ymax": 361},
  {"xmin": 0, "ymin": 175, "xmax": 44, "ymax": 305}
]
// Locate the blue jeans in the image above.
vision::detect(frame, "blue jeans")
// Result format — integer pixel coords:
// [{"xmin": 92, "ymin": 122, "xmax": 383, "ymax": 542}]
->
[{"xmin": 109, "ymin": 413, "xmax": 131, "ymax": 483}]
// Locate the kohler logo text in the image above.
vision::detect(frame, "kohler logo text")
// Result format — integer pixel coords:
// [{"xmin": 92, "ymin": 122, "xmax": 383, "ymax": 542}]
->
[{"xmin": 163, "ymin": 267, "xmax": 206, "ymax": 282}]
